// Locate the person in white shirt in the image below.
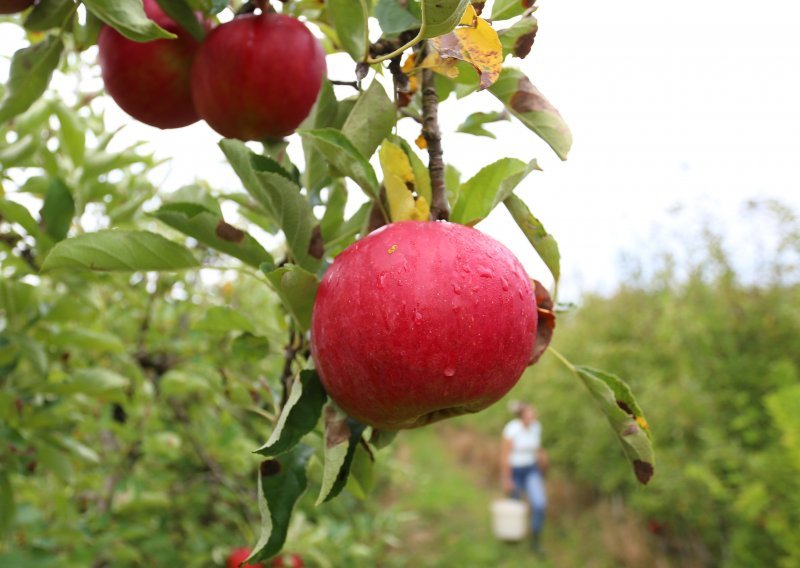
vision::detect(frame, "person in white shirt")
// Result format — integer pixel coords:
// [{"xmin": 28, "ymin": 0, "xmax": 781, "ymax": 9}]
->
[{"xmin": 500, "ymin": 402, "xmax": 548, "ymax": 553}]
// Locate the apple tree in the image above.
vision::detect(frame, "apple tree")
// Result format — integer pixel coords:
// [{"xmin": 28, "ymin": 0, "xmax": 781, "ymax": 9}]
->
[{"xmin": 0, "ymin": 0, "xmax": 656, "ymax": 564}]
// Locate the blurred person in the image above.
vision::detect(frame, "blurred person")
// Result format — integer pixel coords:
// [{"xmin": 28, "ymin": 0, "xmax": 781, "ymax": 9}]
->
[{"xmin": 500, "ymin": 402, "xmax": 549, "ymax": 554}]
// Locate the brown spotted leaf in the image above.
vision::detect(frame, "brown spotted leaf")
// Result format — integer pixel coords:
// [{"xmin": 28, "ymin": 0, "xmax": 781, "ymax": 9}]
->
[
  {"xmin": 153, "ymin": 202, "xmax": 273, "ymax": 269},
  {"xmin": 430, "ymin": 5, "xmax": 503, "ymax": 90},
  {"xmin": 489, "ymin": 67, "xmax": 572, "ymax": 160},
  {"xmin": 317, "ymin": 402, "xmax": 367, "ymax": 504},
  {"xmin": 498, "ymin": 15, "xmax": 538, "ymax": 59},
  {"xmin": 530, "ymin": 280, "xmax": 555, "ymax": 364},
  {"xmin": 573, "ymin": 366, "xmax": 655, "ymax": 485}
]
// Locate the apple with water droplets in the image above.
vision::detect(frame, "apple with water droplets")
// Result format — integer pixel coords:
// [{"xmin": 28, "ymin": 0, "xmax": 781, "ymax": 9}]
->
[
  {"xmin": 190, "ymin": 12, "xmax": 326, "ymax": 140},
  {"xmin": 311, "ymin": 221, "xmax": 538, "ymax": 430},
  {"xmin": 97, "ymin": 0, "xmax": 208, "ymax": 129}
]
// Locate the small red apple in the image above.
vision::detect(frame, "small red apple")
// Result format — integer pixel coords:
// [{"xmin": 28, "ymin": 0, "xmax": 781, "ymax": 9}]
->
[
  {"xmin": 226, "ymin": 547, "xmax": 263, "ymax": 568},
  {"xmin": 97, "ymin": 0, "xmax": 207, "ymax": 129},
  {"xmin": 190, "ymin": 13, "xmax": 326, "ymax": 140},
  {"xmin": 0, "ymin": 0, "xmax": 34, "ymax": 14},
  {"xmin": 311, "ymin": 221, "xmax": 538, "ymax": 430}
]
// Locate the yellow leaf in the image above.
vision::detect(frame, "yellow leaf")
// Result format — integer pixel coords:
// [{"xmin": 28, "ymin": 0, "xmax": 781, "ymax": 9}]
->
[
  {"xmin": 415, "ymin": 133, "xmax": 428, "ymax": 150},
  {"xmin": 459, "ymin": 4, "xmax": 477, "ymax": 26},
  {"xmin": 379, "ymin": 140, "xmax": 430, "ymax": 222},
  {"xmin": 418, "ymin": 52, "xmax": 460, "ymax": 79},
  {"xmin": 431, "ymin": 15, "xmax": 503, "ymax": 90}
]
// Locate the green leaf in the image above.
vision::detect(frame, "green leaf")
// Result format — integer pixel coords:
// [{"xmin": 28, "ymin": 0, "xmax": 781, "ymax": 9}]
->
[
  {"xmin": 346, "ymin": 443, "xmax": 375, "ymax": 499},
  {"xmin": 249, "ymin": 444, "xmax": 313, "ymax": 564},
  {"xmin": 53, "ymin": 102, "xmax": 86, "ymax": 167},
  {"xmin": 300, "ymin": 81, "xmax": 340, "ymax": 194},
  {"xmin": 0, "ymin": 473, "xmax": 14, "ymax": 537},
  {"xmin": 422, "ymin": 0, "xmax": 470, "ymax": 38},
  {"xmin": 316, "ymin": 402, "xmax": 367, "ymax": 504},
  {"xmin": 298, "ymin": 129, "xmax": 379, "ymax": 197},
  {"xmin": 445, "ymin": 163, "xmax": 461, "ymax": 208},
  {"xmin": 456, "ymin": 110, "xmax": 509, "ymax": 139},
  {"xmin": 0, "ymin": 198, "xmax": 44, "ymax": 240},
  {"xmin": 489, "ymin": 68, "xmax": 572, "ymax": 160},
  {"xmin": 40, "ymin": 230, "xmax": 199, "ymax": 272},
  {"xmin": 48, "ymin": 328, "xmax": 125, "ymax": 354},
  {"xmin": 24, "ymin": 0, "xmax": 76, "ymax": 31},
  {"xmin": 40, "ymin": 178, "xmax": 75, "ymax": 242},
  {"xmin": 0, "ymin": 135, "xmax": 38, "ymax": 168},
  {"xmin": 50, "ymin": 368, "xmax": 130, "ymax": 398},
  {"xmin": 220, "ymin": 140, "xmax": 320, "ymax": 272},
  {"xmin": 492, "ymin": 0, "xmax": 530, "ymax": 21},
  {"xmin": 193, "ymin": 306, "xmax": 257, "ymax": 334},
  {"xmin": 0, "ymin": 36, "xmax": 63, "ymax": 124},
  {"xmin": 498, "ymin": 15, "xmax": 538, "ymax": 59},
  {"xmin": 574, "ymin": 366, "xmax": 655, "ymax": 485},
  {"xmin": 82, "ymin": 0, "xmax": 175, "ymax": 42},
  {"xmin": 503, "ymin": 193, "xmax": 560, "ymax": 282},
  {"xmin": 327, "ymin": 0, "xmax": 368, "ymax": 61},
  {"xmin": 261, "ymin": 264, "xmax": 320, "ymax": 334},
  {"xmin": 37, "ymin": 443, "xmax": 72, "ymax": 482},
  {"xmin": 154, "ymin": 0, "xmax": 206, "ymax": 41},
  {"xmin": 255, "ymin": 370, "xmax": 327, "ymax": 457},
  {"xmin": 153, "ymin": 203, "xmax": 273, "ymax": 268},
  {"xmin": 450, "ymin": 158, "xmax": 539, "ymax": 226},
  {"xmin": 320, "ymin": 181, "xmax": 348, "ymax": 242},
  {"xmin": 341, "ymin": 80, "xmax": 397, "ymax": 160},
  {"xmin": 376, "ymin": 0, "xmax": 420, "ymax": 35}
]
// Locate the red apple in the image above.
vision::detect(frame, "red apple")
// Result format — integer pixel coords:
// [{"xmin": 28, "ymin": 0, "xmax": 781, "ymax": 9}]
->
[
  {"xmin": 227, "ymin": 547, "xmax": 263, "ymax": 568},
  {"xmin": 0, "ymin": 0, "xmax": 34, "ymax": 14},
  {"xmin": 272, "ymin": 553, "xmax": 304, "ymax": 567},
  {"xmin": 311, "ymin": 221, "xmax": 538, "ymax": 430},
  {"xmin": 190, "ymin": 13, "xmax": 326, "ymax": 140},
  {"xmin": 97, "ymin": 0, "xmax": 207, "ymax": 129}
]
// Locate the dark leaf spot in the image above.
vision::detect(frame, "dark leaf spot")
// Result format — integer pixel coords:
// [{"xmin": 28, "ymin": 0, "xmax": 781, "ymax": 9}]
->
[
  {"xmin": 622, "ymin": 422, "xmax": 639, "ymax": 437},
  {"xmin": 356, "ymin": 62, "xmax": 370, "ymax": 81},
  {"xmin": 473, "ymin": 2, "xmax": 486, "ymax": 15},
  {"xmin": 633, "ymin": 460, "xmax": 654, "ymax": 485},
  {"xmin": 324, "ymin": 405, "xmax": 351, "ymax": 448},
  {"xmin": 617, "ymin": 400, "xmax": 634, "ymax": 417},
  {"xmin": 215, "ymin": 220, "xmax": 245, "ymax": 243},
  {"xmin": 513, "ymin": 30, "xmax": 537, "ymax": 59},
  {"xmin": 260, "ymin": 459, "xmax": 282, "ymax": 476},
  {"xmin": 308, "ymin": 224, "xmax": 324, "ymax": 260},
  {"xmin": 529, "ymin": 279, "xmax": 555, "ymax": 365},
  {"xmin": 510, "ymin": 77, "xmax": 559, "ymax": 115}
]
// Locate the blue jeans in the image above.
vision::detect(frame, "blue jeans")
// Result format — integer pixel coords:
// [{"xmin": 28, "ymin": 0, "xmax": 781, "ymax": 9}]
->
[{"xmin": 511, "ymin": 465, "xmax": 547, "ymax": 535}]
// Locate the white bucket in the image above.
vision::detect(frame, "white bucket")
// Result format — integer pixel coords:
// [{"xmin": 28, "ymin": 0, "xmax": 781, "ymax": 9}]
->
[{"xmin": 490, "ymin": 498, "xmax": 529, "ymax": 541}]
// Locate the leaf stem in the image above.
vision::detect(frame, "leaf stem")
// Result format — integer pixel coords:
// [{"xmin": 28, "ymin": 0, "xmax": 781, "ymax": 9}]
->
[{"xmin": 548, "ymin": 346, "xmax": 575, "ymax": 372}]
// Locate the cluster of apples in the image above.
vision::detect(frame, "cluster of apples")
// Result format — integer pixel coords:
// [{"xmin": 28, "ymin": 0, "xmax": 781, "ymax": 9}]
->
[{"xmin": 97, "ymin": 0, "xmax": 326, "ymax": 139}]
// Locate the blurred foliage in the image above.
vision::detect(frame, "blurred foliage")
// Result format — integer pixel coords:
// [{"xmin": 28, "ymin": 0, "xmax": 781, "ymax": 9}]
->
[{"xmin": 472, "ymin": 203, "xmax": 800, "ymax": 567}]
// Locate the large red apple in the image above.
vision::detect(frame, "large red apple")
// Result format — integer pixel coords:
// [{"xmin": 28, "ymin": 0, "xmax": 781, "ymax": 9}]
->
[
  {"xmin": 97, "ymin": 0, "xmax": 207, "ymax": 129},
  {"xmin": 311, "ymin": 221, "xmax": 538, "ymax": 430},
  {"xmin": 227, "ymin": 547, "xmax": 263, "ymax": 568},
  {"xmin": 190, "ymin": 13, "xmax": 326, "ymax": 140},
  {"xmin": 0, "ymin": 0, "xmax": 34, "ymax": 14}
]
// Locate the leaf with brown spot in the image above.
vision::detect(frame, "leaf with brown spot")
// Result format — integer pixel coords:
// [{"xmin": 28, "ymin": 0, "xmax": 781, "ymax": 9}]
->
[
  {"xmin": 307, "ymin": 224, "xmax": 324, "ymax": 260},
  {"xmin": 215, "ymin": 220, "xmax": 245, "ymax": 243},
  {"xmin": 574, "ymin": 366, "xmax": 655, "ymax": 485},
  {"xmin": 498, "ymin": 15, "xmax": 538, "ymax": 59},
  {"xmin": 489, "ymin": 67, "xmax": 572, "ymax": 160},
  {"xmin": 529, "ymin": 279, "xmax": 555, "ymax": 365},
  {"xmin": 317, "ymin": 402, "xmax": 367, "ymax": 504},
  {"xmin": 430, "ymin": 5, "xmax": 503, "ymax": 90}
]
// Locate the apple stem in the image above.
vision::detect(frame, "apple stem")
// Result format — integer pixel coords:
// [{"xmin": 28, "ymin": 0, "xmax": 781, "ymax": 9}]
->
[{"xmin": 421, "ymin": 45, "xmax": 449, "ymax": 221}]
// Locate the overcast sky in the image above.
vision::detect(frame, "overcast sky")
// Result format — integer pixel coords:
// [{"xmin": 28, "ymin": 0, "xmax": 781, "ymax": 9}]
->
[{"xmin": 2, "ymin": 0, "xmax": 799, "ymax": 300}]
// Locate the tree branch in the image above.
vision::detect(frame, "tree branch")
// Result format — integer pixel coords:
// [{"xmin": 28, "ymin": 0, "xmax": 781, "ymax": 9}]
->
[{"xmin": 421, "ymin": 55, "xmax": 449, "ymax": 221}]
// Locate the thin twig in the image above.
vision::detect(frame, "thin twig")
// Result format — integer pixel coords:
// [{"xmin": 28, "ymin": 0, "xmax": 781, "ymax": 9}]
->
[{"xmin": 421, "ymin": 44, "xmax": 449, "ymax": 221}]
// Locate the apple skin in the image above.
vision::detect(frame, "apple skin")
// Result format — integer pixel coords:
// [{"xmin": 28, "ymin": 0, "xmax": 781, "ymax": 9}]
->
[
  {"xmin": 0, "ymin": 0, "xmax": 34, "ymax": 14},
  {"xmin": 226, "ymin": 548, "xmax": 263, "ymax": 568},
  {"xmin": 311, "ymin": 221, "xmax": 538, "ymax": 430},
  {"xmin": 272, "ymin": 554, "xmax": 304, "ymax": 567},
  {"xmin": 97, "ymin": 0, "xmax": 207, "ymax": 129},
  {"xmin": 190, "ymin": 13, "xmax": 326, "ymax": 140}
]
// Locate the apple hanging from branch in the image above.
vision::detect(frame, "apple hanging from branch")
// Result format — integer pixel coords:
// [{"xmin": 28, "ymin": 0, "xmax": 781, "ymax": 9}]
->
[
  {"xmin": 0, "ymin": 0, "xmax": 34, "ymax": 14},
  {"xmin": 311, "ymin": 221, "xmax": 540, "ymax": 431}
]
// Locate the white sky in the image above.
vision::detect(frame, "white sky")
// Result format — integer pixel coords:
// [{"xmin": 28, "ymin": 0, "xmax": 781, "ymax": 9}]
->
[{"xmin": 2, "ymin": 0, "xmax": 799, "ymax": 300}]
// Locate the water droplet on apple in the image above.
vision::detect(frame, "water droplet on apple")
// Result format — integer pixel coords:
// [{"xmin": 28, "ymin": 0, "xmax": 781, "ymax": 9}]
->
[
  {"xmin": 376, "ymin": 273, "xmax": 386, "ymax": 289},
  {"xmin": 479, "ymin": 266, "xmax": 492, "ymax": 278},
  {"xmin": 518, "ymin": 289, "xmax": 524, "ymax": 300},
  {"xmin": 452, "ymin": 282, "xmax": 461, "ymax": 295},
  {"xmin": 443, "ymin": 367, "xmax": 455, "ymax": 377},
  {"xmin": 414, "ymin": 310, "xmax": 424, "ymax": 325},
  {"xmin": 501, "ymin": 276, "xmax": 509, "ymax": 291}
]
